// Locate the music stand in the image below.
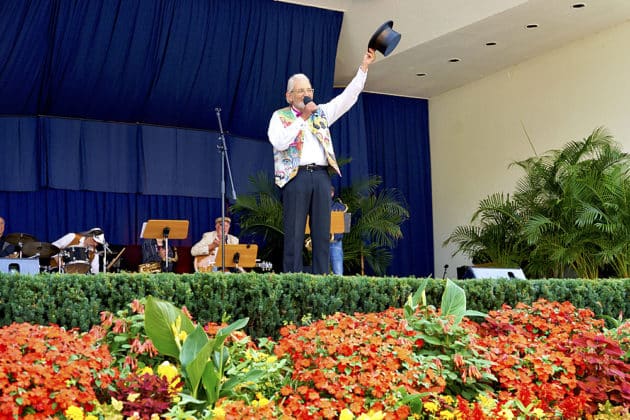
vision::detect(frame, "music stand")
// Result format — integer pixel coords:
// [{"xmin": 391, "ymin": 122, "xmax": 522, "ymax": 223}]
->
[
  {"xmin": 215, "ymin": 244, "xmax": 258, "ymax": 271},
  {"xmin": 141, "ymin": 220, "xmax": 189, "ymax": 270},
  {"xmin": 305, "ymin": 212, "xmax": 350, "ymax": 235}
]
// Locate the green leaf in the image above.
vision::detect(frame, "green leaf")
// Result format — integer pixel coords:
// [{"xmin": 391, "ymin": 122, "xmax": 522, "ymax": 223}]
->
[
  {"xmin": 440, "ymin": 279, "xmax": 467, "ymax": 323},
  {"xmin": 212, "ymin": 318, "xmax": 249, "ymax": 349},
  {"xmin": 212, "ymin": 347, "xmax": 230, "ymax": 371},
  {"xmin": 186, "ymin": 339, "xmax": 214, "ymax": 399},
  {"xmin": 222, "ymin": 369, "xmax": 266, "ymax": 393},
  {"xmin": 180, "ymin": 325, "xmax": 210, "ymax": 368},
  {"xmin": 463, "ymin": 309, "xmax": 487, "ymax": 318},
  {"xmin": 216, "ymin": 317, "xmax": 249, "ymax": 339},
  {"xmin": 418, "ymin": 334, "xmax": 443, "ymax": 346},
  {"xmin": 144, "ymin": 296, "xmax": 194, "ymax": 358},
  {"xmin": 201, "ymin": 360, "xmax": 220, "ymax": 404}
]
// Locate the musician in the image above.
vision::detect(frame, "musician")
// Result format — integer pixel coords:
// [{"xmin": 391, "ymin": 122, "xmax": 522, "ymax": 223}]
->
[
  {"xmin": 0, "ymin": 217, "xmax": 17, "ymax": 258},
  {"xmin": 141, "ymin": 238, "xmax": 178, "ymax": 272},
  {"xmin": 191, "ymin": 217, "xmax": 239, "ymax": 272},
  {"xmin": 330, "ymin": 186, "xmax": 348, "ymax": 275},
  {"xmin": 51, "ymin": 227, "xmax": 105, "ymax": 274}
]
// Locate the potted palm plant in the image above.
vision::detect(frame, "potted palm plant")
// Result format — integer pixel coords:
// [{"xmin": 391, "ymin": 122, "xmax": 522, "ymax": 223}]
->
[{"xmin": 230, "ymin": 172, "xmax": 409, "ymax": 275}]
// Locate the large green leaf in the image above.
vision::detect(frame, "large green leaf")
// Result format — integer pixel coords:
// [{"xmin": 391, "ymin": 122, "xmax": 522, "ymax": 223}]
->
[
  {"xmin": 201, "ymin": 359, "xmax": 220, "ymax": 404},
  {"xmin": 180, "ymin": 324, "xmax": 210, "ymax": 368},
  {"xmin": 440, "ymin": 279, "xmax": 467, "ymax": 323},
  {"xmin": 213, "ymin": 317, "xmax": 249, "ymax": 347},
  {"xmin": 183, "ymin": 336, "xmax": 214, "ymax": 399},
  {"xmin": 145, "ymin": 296, "xmax": 196, "ymax": 358}
]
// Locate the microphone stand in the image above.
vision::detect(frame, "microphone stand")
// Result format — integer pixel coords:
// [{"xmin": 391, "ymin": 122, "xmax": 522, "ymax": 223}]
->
[
  {"xmin": 215, "ymin": 107, "xmax": 237, "ymax": 272},
  {"xmin": 103, "ymin": 243, "xmax": 108, "ymax": 273}
]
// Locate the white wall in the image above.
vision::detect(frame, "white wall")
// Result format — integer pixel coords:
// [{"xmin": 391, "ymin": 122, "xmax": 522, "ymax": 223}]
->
[{"xmin": 429, "ymin": 20, "xmax": 630, "ymax": 279}]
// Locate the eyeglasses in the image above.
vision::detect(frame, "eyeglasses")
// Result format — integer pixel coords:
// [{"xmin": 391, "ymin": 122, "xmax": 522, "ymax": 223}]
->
[{"xmin": 291, "ymin": 88, "xmax": 314, "ymax": 95}]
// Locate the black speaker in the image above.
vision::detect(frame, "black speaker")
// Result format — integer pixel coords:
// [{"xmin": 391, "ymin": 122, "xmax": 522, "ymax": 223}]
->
[{"xmin": 461, "ymin": 266, "xmax": 526, "ymax": 280}]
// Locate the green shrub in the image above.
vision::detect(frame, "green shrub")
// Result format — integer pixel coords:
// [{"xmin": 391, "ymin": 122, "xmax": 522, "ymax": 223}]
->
[{"xmin": 1, "ymin": 273, "xmax": 628, "ymax": 337}]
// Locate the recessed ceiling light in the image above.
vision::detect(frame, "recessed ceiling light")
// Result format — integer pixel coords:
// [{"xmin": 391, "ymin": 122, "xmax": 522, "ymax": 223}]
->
[
  {"xmin": 448, "ymin": 58, "xmax": 460, "ymax": 63},
  {"xmin": 526, "ymin": 23, "xmax": 539, "ymax": 29},
  {"xmin": 415, "ymin": 72, "xmax": 427, "ymax": 77},
  {"xmin": 572, "ymin": 3, "xmax": 586, "ymax": 8},
  {"xmin": 485, "ymin": 41, "xmax": 497, "ymax": 46}
]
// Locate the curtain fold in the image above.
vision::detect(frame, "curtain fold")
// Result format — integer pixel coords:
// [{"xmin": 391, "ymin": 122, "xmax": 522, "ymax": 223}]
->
[
  {"xmin": 0, "ymin": 0, "xmax": 341, "ymax": 140},
  {"xmin": 363, "ymin": 93, "xmax": 433, "ymax": 276}
]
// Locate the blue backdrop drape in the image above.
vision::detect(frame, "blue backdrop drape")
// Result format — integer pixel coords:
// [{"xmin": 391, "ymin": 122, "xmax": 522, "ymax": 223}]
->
[{"xmin": 0, "ymin": 0, "xmax": 433, "ymax": 276}]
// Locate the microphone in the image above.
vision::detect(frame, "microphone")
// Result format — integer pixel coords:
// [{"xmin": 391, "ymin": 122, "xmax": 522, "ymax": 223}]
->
[
  {"xmin": 303, "ymin": 96, "xmax": 319, "ymax": 117},
  {"xmin": 442, "ymin": 264, "xmax": 449, "ymax": 279}
]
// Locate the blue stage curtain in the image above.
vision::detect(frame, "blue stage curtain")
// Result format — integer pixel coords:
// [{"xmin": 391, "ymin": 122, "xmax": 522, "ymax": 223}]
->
[
  {"xmin": 0, "ymin": 117, "xmax": 40, "ymax": 191},
  {"xmin": 329, "ymin": 90, "xmax": 370, "ymax": 186},
  {"xmin": 1, "ymin": 116, "xmax": 273, "ymax": 197},
  {"xmin": 0, "ymin": 0, "xmax": 341, "ymax": 140},
  {"xmin": 0, "ymin": 2, "xmax": 51, "ymax": 114},
  {"xmin": 363, "ymin": 93, "xmax": 434, "ymax": 277}
]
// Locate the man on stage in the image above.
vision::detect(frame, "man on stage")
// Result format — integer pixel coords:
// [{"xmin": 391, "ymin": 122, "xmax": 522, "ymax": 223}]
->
[{"xmin": 267, "ymin": 48, "xmax": 375, "ymax": 274}]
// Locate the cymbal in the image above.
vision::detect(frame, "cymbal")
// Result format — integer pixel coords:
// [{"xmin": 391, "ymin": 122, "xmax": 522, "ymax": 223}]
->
[
  {"xmin": 4, "ymin": 232, "xmax": 38, "ymax": 245},
  {"xmin": 21, "ymin": 242, "xmax": 59, "ymax": 258}
]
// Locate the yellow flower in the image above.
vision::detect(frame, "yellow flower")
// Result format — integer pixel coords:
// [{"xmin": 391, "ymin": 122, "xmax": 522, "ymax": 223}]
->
[
  {"xmin": 477, "ymin": 393, "xmax": 496, "ymax": 410},
  {"xmin": 65, "ymin": 406, "xmax": 85, "ymax": 420},
  {"xmin": 339, "ymin": 408, "xmax": 354, "ymax": 420},
  {"xmin": 252, "ymin": 393, "xmax": 270, "ymax": 408},
  {"xmin": 178, "ymin": 330, "xmax": 188, "ymax": 342},
  {"xmin": 442, "ymin": 395, "xmax": 455, "ymax": 405},
  {"xmin": 86, "ymin": 416, "xmax": 98, "ymax": 420},
  {"xmin": 532, "ymin": 408, "xmax": 545, "ymax": 418},
  {"xmin": 424, "ymin": 401, "xmax": 439, "ymax": 414},
  {"xmin": 150, "ymin": 414, "xmax": 160, "ymax": 420},
  {"xmin": 438, "ymin": 410, "xmax": 454, "ymax": 419},
  {"xmin": 500, "ymin": 408, "xmax": 515, "ymax": 420},
  {"xmin": 111, "ymin": 397, "xmax": 124, "ymax": 411},
  {"xmin": 137, "ymin": 366, "xmax": 154, "ymax": 376},
  {"xmin": 127, "ymin": 392, "xmax": 140, "ymax": 402},
  {"xmin": 357, "ymin": 410, "xmax": 384, "ymax": 420},
  {"xmin": 157, "ymin": 361, "xmax": 179, "ymax": 383},
  {"xmin": 266, "ymin": 355, "xmax": 278, "ymax": 363},
  {"xmin": 212, "ymin": 406, "xmax": 226, "ymax": 420},
  {"xmin": 171, "ymin": 316, "xmax": 182, "ymax": 339}
]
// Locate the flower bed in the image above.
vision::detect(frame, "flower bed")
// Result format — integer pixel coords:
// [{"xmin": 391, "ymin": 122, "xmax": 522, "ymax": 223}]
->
[{"xmin": 0, "ymin": 281, "xmax": 628, "ymax": 419}]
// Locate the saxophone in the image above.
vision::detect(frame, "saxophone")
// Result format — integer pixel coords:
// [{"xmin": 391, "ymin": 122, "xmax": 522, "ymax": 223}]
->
[{"xmin": 138, "ymin": 262, "xmax": 162, "ymax": 273}]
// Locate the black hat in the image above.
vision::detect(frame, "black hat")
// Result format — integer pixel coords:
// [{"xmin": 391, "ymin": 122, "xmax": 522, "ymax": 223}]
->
[{"xmin": 368, "ymin": 20, "xmax": 401, "ymax": 56}]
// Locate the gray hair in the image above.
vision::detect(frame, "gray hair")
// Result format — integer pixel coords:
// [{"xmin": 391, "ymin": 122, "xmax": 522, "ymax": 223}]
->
[{"xmin": 286, "ymin": 74, "xmax": 310, "ymax": 104}]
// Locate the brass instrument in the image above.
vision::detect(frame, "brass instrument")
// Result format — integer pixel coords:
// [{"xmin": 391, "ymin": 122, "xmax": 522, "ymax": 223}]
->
[
  {"xmin": 139, "ymin": 245, "xmax": 178, "ymax": 273},
  {"xmin": 138, "ymin": 262, "xmax": 162, "ymax": 273}
]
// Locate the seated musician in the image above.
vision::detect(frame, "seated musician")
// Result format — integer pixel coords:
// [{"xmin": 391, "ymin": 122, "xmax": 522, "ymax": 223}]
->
[
  {"xmin": 51, "ymin": 228, "xmax": 105, "ymax": 274},
  {"xmin": 0, "ymin": 217, "xmax": 18, "ymax": 258},
  {"xmin": 141, "ymin": 238, "xmax": 178, "ymax": 272},
  {"xmin": 191, "ymin": 217, "xmax": 239, "ymax": 272}
]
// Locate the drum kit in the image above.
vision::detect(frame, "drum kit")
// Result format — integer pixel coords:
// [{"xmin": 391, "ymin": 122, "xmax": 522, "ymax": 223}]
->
[{"xmin": 4, "ymin": 232, "xmax": 91, "ymax": 274}]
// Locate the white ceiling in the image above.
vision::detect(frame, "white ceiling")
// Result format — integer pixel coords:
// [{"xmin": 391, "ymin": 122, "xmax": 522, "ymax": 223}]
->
[{"xmin": 276, "ymin": 0, "xmax": 630, "ymax": 98}]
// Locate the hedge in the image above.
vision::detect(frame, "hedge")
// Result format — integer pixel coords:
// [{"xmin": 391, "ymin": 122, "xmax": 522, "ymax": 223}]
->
[{"xmin": 1, "ymin": 272, "xmax": 628, "ymax": 338}]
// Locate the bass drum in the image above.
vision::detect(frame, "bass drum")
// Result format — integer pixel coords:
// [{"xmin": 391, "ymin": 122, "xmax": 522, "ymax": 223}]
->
[{"xmin": 65, "ymin": 246, "xmax": 91, "ymax": 274}]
